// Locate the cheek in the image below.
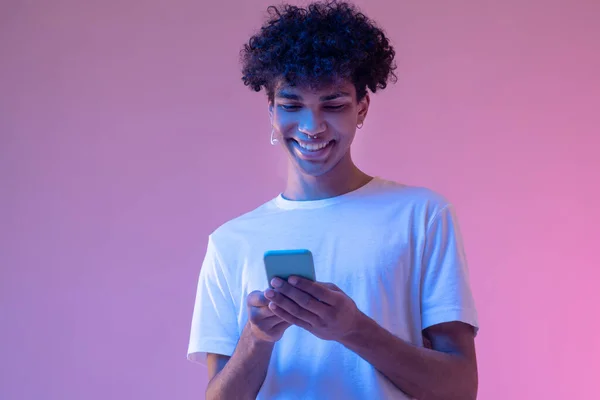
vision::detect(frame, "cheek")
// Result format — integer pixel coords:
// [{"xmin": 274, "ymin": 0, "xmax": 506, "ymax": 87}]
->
[
  {"xmin": 273, "ymin": 114, "xmax": 296, "ymax": 132},
  {"xmin": 328, "ymin": 115, "xmax": 357, "ymax": 137}
]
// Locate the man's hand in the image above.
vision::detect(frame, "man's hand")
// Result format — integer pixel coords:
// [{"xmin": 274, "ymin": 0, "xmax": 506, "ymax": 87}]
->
[
  {"xmin": 206, "ymin": 292, "xmax": 285, "ymax": 400},
  {"xmin": 247, "ymin": 290, "xmax": 291, "ymax": 342},
  {"xmin": 264, "ymin": 276, "xmax": 362, "ymax": 341}
]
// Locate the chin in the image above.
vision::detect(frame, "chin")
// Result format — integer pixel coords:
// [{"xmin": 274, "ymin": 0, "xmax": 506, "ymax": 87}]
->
[
  {"xmin": 295, "ymin": 156, "xmax": 348, "ymax": 178},
  {"xmin": 288, "ymin": 160, "xmax": 325, "ymax": 177},
  {"xmin": 300, "ymin": 167, "xmax": 332, "ymax": 177}
]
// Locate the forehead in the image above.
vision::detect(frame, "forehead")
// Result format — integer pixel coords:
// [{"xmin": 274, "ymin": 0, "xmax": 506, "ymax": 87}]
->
[{"xmin": 274, "ymin": 80, "xmax": 356, "ymax": 100}]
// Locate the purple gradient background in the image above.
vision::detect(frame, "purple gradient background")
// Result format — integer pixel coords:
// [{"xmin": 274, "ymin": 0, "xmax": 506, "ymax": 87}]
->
[{"xmin": 2, "ymin": 0, "xmax": 599, "ymax": 399}]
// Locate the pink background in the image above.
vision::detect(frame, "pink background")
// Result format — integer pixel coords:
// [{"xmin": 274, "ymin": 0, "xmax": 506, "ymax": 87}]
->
[{"xmin": 2, "ymin": 0, "xmax": 599, "ymax": 399}]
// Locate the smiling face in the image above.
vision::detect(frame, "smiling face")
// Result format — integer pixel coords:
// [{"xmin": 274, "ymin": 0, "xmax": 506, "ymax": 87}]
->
[{"xmin": 269, "ymin": 80, "xmax": 370, "ymax": 178}]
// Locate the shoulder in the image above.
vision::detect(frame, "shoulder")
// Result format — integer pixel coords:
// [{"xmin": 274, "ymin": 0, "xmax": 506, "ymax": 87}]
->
[
  {"xmin": 373, "ymin": 177, "xmax": 453, "ymax": 222},
  {"xmin": 208, "ymin": 196, "xmax": 281, "ymax": 249}
]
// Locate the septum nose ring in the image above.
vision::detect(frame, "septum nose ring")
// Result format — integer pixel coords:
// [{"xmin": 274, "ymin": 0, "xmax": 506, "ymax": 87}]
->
[
  {"xmin": 303, "ymin": 123, "xmax": 325, "ymax": 140},
  {"xmin": 308, "ymin": 130, "xmax": 323, "ymax": 139}
]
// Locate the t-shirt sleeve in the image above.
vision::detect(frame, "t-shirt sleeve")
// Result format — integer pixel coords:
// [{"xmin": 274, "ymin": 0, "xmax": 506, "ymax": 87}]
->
[
  {"xmin": 421, "ymin": 204, "xmax": 479, "ymax": 335},
  {"xmin": 187, "ymin": 235, "xmax": 239, "ymax": 365}
]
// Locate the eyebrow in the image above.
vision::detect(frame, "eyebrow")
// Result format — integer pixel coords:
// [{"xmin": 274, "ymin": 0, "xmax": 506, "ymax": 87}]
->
[{"xmin": 275, "ymin": 91, "xmax": 353, "ymax": 101}]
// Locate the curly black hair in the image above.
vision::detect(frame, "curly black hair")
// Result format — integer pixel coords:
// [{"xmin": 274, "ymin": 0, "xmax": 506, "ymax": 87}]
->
[{"xmin": 240, "ymin": 0, "xmax": 397, "ymax": 102}]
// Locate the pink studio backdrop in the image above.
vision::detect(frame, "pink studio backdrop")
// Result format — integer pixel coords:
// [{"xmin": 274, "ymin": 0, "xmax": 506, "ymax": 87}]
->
[{"xmin": 1, "ymin": 0, "xmax": 599, "ymax": 399}]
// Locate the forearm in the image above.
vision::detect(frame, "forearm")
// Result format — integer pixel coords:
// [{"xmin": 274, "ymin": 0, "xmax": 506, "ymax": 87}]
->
[
  {"xmin": 339, "ymin": 313, "xmax": 477, "ymax": 400},
  {"xmin": 206, "ymin": 323, "xmax": 274, "ymax": 400}
]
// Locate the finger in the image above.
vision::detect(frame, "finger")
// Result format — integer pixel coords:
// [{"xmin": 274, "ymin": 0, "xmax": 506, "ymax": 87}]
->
[
  {"xmin": 322, "ymin": 282, "xmax": 342, "ymax": 292},
  {"xmin": 263, "ymin": 314, "xmax": 285, "ymax": 330},
  {"xmin": 287, "ymin": 277, "xmax": 339, "ymax": 305},
  {"xmin": 269, "ymin": 303, "xmax": 311, "ymax": 331},
  {"xmin": 247, "ymin": 290, "xmax": 270, "ymax": 307},
  {"xmin": 271, "ymin": 279, "xmax": 329, "ymax": 316},
  {"xmin": 271, "ymin": 320, "xmax": 292, "ymax": 336},
  {"xmin": 266, "ymin": 289, "xmax": 319, "ymax": 326},
  {"xmin": 250, "ymin": 304, "xmax": 276, "ymax": 320},
  {"xmin": 249, "ymin": 307, "xmax": 276, "ymax": 324},
  {"xmin": 272, "ymin": 319, "xmax": 291, "ymax": 331}
]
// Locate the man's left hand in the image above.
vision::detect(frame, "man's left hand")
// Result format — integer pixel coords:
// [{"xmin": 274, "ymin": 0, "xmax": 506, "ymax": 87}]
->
[{"xmin": 264, "ymin": 276, "xmax": 362, "ymax": 341}]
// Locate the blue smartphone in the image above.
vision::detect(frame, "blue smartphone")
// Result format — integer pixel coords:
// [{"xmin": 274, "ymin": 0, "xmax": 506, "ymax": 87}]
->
[{"xmin": 263, "ymin": 249, "xmax": 316, "ymax": 288}]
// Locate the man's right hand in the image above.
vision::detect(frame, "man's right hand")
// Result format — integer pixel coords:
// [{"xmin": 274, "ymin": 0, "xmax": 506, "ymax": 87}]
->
[
  {"xmin": 207, "ymin": 291, "xmax": 286, "ymax": 400},
  {"xmin": 247, "ymin": 290, "xmax": 291, "ymax": 342}
]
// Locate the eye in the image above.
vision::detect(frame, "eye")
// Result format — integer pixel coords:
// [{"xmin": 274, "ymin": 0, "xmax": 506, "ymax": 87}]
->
[
  {"xmin": 324, "ymin": 104, "xmax": 346, "ymax": 111},
  {"xmin": 279, "ymin": 104, "xmax": 301, "ymax": 111}
]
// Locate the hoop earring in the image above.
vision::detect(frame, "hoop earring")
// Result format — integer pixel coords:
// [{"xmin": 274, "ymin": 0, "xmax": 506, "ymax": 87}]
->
[
  {"xmin": 270, "ymin": 128, "xmax": 278, "ymax": 145},
  {"xmin": 357, "ymin": 122, "xmax": 364, "ymax": 129}
]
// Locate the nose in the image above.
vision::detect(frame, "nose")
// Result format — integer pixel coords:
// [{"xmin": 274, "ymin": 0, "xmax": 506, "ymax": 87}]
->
[{"xmin": 298, "ymin": 112, "xmax": 326, "ymax": 135}]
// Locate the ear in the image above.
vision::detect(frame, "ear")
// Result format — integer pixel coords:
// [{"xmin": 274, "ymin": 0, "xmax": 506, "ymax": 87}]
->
[{"xmin": 357, "ymin": 93, "xmax": 370, "ymax": 125}]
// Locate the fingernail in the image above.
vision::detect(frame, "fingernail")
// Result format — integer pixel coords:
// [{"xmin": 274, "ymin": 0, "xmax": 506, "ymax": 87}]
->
[
  {"xmin": 265, "ymin": 289, "xmax": 274, "ymax": 298},
  {"xmin": 288, "ymin": 276, "xmax": 298, "ymax": 285},
  {"xmin": 271, "ymin": 278, "xmax": 282, "ymax": 288}
]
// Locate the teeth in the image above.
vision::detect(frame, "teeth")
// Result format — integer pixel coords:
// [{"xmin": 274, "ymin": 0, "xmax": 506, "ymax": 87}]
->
[{"xmin": 297, "ymin": 141, "xmax": 330, "ymax": 151}]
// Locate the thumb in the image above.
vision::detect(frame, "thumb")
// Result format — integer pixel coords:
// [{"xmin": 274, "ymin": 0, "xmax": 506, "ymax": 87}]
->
[{"xmin": 247, "ymin": 290, "xmax": 270, "ymax": 307}]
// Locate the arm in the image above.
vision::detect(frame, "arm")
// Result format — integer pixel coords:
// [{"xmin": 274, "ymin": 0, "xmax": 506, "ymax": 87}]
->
[
  {"xmin": 339, "ymin": 315, "xmax": 478, "ymax": 400},
  {"xmin": 205, "ymin": 290, "xmax": 291, "ymax": 400},
  {"xmin": 205, "ymin": 323, "xmax": 275, "ymax": 400},
  {"xmin": 188, "ymin": 238, "xmax": 289, "ymax": 399},
  {"xmin": 267, "ymin": 277, "xmax": 477, "ymax": 400}
]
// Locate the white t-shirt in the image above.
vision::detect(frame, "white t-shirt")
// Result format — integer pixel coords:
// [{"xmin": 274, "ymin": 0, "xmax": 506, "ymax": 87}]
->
[{"xmin": 187, "ymin": 177, "xmax": 479, "ymax": 399}]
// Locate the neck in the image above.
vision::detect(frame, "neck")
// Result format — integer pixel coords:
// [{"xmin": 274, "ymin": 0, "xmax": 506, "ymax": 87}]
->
[{"xmin": 282, "ymin": 154, "xmax": 373, "ymax": 201}]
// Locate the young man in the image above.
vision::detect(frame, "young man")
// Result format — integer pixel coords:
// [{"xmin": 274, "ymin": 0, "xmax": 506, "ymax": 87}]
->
[{"xmin": 187, "ymin": 1, "xmax": 479, "ymax": 399}]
